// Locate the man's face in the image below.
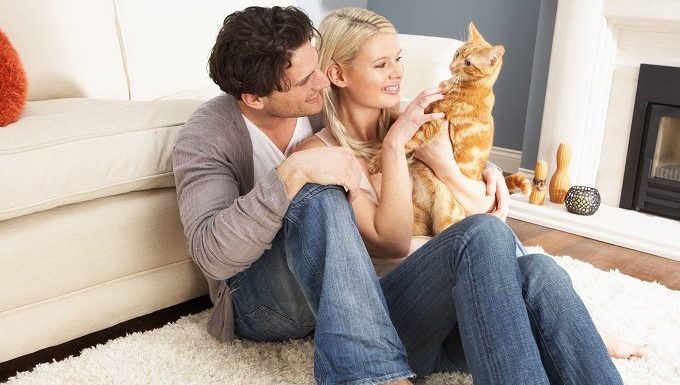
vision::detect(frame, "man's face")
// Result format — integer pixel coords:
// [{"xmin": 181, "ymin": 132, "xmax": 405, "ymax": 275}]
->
[{"xmin": 261, "ymin": 41, "xmax": 329, "ymax": 118}]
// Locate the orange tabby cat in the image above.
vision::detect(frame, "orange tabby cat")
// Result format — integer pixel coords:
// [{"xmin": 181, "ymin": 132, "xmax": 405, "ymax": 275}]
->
[{"xmin": 371, "ymin": 22, "xmax": 529, "ymax": 236}]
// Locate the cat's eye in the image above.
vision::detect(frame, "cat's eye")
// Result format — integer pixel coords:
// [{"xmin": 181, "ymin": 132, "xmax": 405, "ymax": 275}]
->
[{"xmin": 465, "ymin": 59, "xmax": 471, "ymax": 66}]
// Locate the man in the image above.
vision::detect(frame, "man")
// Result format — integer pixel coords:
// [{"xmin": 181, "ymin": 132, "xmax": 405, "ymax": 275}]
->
[{"xmin": 173, "ymin": 6, "xmax": 522, "ymax": 385}]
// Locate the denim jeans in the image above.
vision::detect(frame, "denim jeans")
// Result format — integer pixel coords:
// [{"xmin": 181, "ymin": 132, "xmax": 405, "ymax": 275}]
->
[{"xmin": 228, "ymin": 184, "xmax": 623, "ymax": 385}]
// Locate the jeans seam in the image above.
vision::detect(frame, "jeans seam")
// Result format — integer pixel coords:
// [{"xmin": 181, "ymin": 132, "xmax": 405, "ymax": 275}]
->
[
  {"xmin": 317, "ymin": 370, "xmax": 415, "ymax": 385},
  {"xmin": 284, "ymin": 215, "xmax": 325, "ymax": 294},
  {"xmin": 454, "ymin": 216, "xmax": 509, "ymax": 384},
  {"xmin": 443, "ymin": 231, "xmax": 464, "ymax": 287},
  {"xmin": 410, "ymin": 228, "xmax": 465, "ymax": 287},
  {"xmin": 463, "ymin": 241, "xmax": 503, "ymax": 385},
  {"xmin": 522, "ymin": 287, "xmax": 568, "ymax": 385},
  {"xmin": 237, "ymin": 304, "xmax": 315, "ymax": 329},
  {"xmin": 285, "ymin": 214, "xmax": 331, "ymax": 379}
]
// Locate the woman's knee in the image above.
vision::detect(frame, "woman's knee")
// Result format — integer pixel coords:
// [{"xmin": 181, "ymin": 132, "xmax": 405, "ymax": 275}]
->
[
  {"xmin": 435, "ymin": 214, "xmax": 517, "ymax": 271},
  {"xmin": 518, "ymin": 253, "xmax": 573, "ymax": 290},
  {"xmin": 447, "ymin": 214, "xmax": 515, "ymax": 250}
]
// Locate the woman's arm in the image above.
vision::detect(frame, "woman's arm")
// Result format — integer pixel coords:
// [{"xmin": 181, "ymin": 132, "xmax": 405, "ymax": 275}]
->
[
  {"xmin": 436, "ymin": 164, "xmax": 496, "ymax": 215},
  {"xmin": 296, "ymin": 89, "xmax": 446, "ymax": 259},
  {"xmin": 364, "ymin": 88, "xmax": 447, "ymax": 258},
  {"xmin": 414, "ymin": 127, "xmax": 495, "ymax": 216},
  {"xmin": 364, "ymin": 140, "xmax": 414, "ymax": 258},
  {"xmin": 294, "ymin": 135, "xmax": 414, "ymax": 258}
]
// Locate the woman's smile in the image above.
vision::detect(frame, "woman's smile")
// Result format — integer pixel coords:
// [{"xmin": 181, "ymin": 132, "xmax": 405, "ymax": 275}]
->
[{"xmin": 381, "ymin": 84, "xmax": 400, "ymax": 95}]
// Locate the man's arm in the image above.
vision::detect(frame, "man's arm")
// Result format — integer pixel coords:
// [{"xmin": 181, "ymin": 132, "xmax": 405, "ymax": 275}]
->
[
  {"xmin": 173, "ymin": 128, "xmax": 364, "ymax": 282},
  {"xmin": 173, "ymin": 134, "xmax": 290, "ymax": 281}
]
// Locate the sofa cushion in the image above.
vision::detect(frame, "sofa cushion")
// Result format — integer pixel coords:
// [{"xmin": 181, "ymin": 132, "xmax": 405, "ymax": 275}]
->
[
  {"xmin": 0, "ymin": 98, "xmax": 203, "ymax": 221},
  {"xmin": 0, "ymin": 0, "xmax": 129, "ymax": 101},
  {"xmin": 115, "ymin": 0, "xmax": 297, "ymax": 100}
]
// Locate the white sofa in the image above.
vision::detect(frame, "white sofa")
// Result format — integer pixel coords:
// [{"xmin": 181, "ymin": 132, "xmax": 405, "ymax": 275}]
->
[{"xmin": 0, "ymin": 0, "xmax": 461, "ymax": 363}]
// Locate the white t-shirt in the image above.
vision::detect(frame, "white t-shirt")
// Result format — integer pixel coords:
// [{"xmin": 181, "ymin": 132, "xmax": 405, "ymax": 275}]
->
[{"xmin": 242, "ymin": 115, "xmax": 313, "ymax": 183}]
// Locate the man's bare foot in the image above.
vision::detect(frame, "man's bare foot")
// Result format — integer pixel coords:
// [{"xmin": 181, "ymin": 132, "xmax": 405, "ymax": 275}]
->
[{"xmin": 600, "ymin": 329, "xmax": 650, "ymax": 359}]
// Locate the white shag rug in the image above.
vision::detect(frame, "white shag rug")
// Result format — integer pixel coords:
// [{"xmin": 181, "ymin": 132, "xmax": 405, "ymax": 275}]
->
[{"xmin": 4, "ymin": 247, "xmax": 680, "ymax": 385}]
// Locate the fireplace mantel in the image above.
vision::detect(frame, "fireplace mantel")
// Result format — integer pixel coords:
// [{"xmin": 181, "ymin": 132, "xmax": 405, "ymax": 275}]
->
[{"xmin": 509, "ymin": 0, "xmax": 680, "ymax": 262}]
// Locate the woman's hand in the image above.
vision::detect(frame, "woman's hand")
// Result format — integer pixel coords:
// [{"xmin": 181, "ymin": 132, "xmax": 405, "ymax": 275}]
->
[
  {"xmin": 383, "ymin": 87, "xmax": 445, "ymax": 149},
  {"xmin": 413, "ymin": 121, "xmax": 458, "ymax": 179}
]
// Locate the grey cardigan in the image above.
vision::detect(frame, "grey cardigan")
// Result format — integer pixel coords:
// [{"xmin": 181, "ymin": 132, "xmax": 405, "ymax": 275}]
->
[{"xmin": 172, "ymin": 94, "xmax": 322, "ymax": 342}]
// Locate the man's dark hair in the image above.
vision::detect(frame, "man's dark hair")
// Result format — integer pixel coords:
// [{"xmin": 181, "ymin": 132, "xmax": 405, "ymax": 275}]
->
[{"xmin": 208, "ymin": 6, "xmax": 318, "ymax": 99}]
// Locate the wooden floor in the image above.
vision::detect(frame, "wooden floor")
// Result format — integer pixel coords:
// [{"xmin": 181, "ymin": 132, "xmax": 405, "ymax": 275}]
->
[
  {"xmin": 508, "ymin": 218, "xmax": 680, "ymax": 291},
  {"xmin": 2, "ymin": 219, "xmax": 680, "ymax": 382}
]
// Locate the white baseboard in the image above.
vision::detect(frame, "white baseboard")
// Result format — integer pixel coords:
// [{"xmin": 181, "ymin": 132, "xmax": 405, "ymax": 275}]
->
[
  {"xmin": 518, "ymin": 167, "xmax": 535, "ymax": 178},
  {"xmin": 509, "ymin": 194, "xmax": 680, "ymax": 262},
  {"xmin": 489, "ymin": 147, "xmax": 521, "ymax": 173}
]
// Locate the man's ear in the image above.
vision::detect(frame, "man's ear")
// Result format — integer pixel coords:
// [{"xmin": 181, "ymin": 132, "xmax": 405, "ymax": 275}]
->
[
  {"xmin": 241, "ymin": 93, "xmax": 265, "ymax": 109},
  {"xmin": 326, "ymin": 64, "xmax": 347, "ymax": 88}
]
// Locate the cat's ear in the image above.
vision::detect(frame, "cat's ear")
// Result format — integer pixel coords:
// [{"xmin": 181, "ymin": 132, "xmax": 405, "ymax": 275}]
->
[
  {"xmin": 488, "ymin": 45, "xmax": 505, "ymax": 66},
  {"xmin": 468, "ymin": 22, "xmax": 484, "ymax": 41},
  {"xmin": 326, "ymin": 63, "xmax": 348, "ymax": 88}
]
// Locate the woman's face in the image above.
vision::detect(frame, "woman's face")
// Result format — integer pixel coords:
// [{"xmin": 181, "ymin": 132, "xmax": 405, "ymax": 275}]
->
[{"xmin": 341, "ymin": 32, "xmax": 403, "ymax": 109}]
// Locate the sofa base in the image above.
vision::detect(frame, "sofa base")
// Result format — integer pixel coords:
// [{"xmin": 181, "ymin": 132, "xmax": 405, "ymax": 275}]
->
[
  {"xmin": 0, "ymin": 260, "xmax": 206, "ymax": 362},
  {"xmin": 0, "ymin": 188, "xmax": 208, "ymax": 362}
]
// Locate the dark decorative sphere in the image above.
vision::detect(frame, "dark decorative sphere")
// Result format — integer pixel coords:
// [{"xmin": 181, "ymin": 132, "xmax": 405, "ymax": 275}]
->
[{"xmin": 564, "ymin": 186, "xmax": 601, "ymax": 215}]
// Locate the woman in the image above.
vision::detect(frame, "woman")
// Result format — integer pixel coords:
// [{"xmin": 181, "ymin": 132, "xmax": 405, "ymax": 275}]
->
[{"xmin": 296, "ymin": 7, "xmax": 642, "ymax": 384}]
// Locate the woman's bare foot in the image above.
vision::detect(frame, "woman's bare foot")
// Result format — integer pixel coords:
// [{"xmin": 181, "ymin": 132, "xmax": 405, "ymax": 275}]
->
[{"xmin": 600, "ymin": 329, "xmax": 650, "ymax": 359}]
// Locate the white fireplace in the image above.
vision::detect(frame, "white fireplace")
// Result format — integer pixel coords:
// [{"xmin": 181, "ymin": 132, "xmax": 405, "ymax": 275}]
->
[{"xmin": 508, "ymin": 0, "xmax": 680, "ymax": 261}]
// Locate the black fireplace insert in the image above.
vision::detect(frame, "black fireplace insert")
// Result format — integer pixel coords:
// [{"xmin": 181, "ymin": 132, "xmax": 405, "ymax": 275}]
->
[{"xmin": 620, "ymin": 64, "xmax": 680, "ymax": 220}]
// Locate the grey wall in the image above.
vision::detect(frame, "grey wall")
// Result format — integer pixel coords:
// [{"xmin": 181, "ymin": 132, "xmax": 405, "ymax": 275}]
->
[
  {"xmin": 367, "ymin": 0, "xmax": 556, "ymax": 170},
  {"xmin": 298, "ymin": 0, "xmax": 368, "ymax": 27},
  {"xmin": 520, "ymin": 0, "xmax": 556, "ymax": 170}
]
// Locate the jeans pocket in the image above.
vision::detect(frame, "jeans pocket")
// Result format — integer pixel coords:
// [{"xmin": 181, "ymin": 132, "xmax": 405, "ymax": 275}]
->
[{"xmin": 236, "ymin": 305, "xmax": 314, "ymax": 341}]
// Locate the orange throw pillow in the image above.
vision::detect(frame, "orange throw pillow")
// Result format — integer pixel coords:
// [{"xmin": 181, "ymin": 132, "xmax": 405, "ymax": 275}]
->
[{"xmin": 0, "ymin": 29, "xmax": 27, "ymax": 127}]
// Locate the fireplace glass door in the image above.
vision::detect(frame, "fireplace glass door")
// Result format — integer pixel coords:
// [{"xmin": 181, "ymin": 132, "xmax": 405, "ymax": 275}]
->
[
  {"xmin": 621, "ymin": 64, "xmax": 680, "ymax": 220},
  {"xmin": 634, "ymin": 104, "xmax": 680, "ymax": 220},
  {"xmin": 652, "ymin": 114, "xmax": 680, "ymax": 182}
]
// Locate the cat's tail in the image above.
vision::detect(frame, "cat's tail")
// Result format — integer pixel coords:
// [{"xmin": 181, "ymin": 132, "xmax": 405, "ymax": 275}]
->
[{"xmin": 505, "ymin": 172, "xmax": 532, "ymax": 195}]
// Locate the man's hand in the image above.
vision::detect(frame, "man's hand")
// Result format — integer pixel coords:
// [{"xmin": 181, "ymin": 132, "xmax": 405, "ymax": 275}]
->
[
  {"xmin": 481, "ymin": 164, "xmax": 509, "ymax": 221},
  {"xmin": 277, "ymin": 147, "xmax": 363, "ymax": 201}
]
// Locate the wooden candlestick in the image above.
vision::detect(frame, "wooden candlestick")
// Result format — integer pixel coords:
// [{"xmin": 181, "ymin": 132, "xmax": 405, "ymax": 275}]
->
[
  {"xmin": 529, "ymin": 160, "xmax": 548, "ymax": 205},
  {"xmin": 549, "ymin": 143, "xmax": 571, "ymax": 204}
]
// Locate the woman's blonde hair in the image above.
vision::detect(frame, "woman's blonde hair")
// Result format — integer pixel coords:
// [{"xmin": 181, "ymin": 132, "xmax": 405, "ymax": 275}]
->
[{"xmin": 318, "ymin": 7, "xmax": 397, "ymax": 160}]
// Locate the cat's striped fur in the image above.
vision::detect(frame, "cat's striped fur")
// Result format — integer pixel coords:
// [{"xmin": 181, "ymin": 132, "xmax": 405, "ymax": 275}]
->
[{"xmin": 372, "ymin": 22, "xmax": 529, "ymax": 236}]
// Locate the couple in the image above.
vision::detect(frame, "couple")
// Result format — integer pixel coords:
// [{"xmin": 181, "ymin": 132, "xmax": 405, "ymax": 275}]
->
[{"xmin": 173, "ymin": 6, "xmax": 634, "ymax": 385}]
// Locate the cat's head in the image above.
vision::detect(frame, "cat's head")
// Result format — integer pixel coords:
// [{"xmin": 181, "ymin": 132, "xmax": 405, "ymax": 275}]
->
[{"xmin": 449, "ymin": 22, "xmax": 505, "ymax": 85}]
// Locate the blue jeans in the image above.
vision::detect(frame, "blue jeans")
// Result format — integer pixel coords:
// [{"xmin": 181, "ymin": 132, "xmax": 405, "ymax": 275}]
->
[{"xmin": 228, "ymin": 184, "xmax": 623, "ymax": 385}]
